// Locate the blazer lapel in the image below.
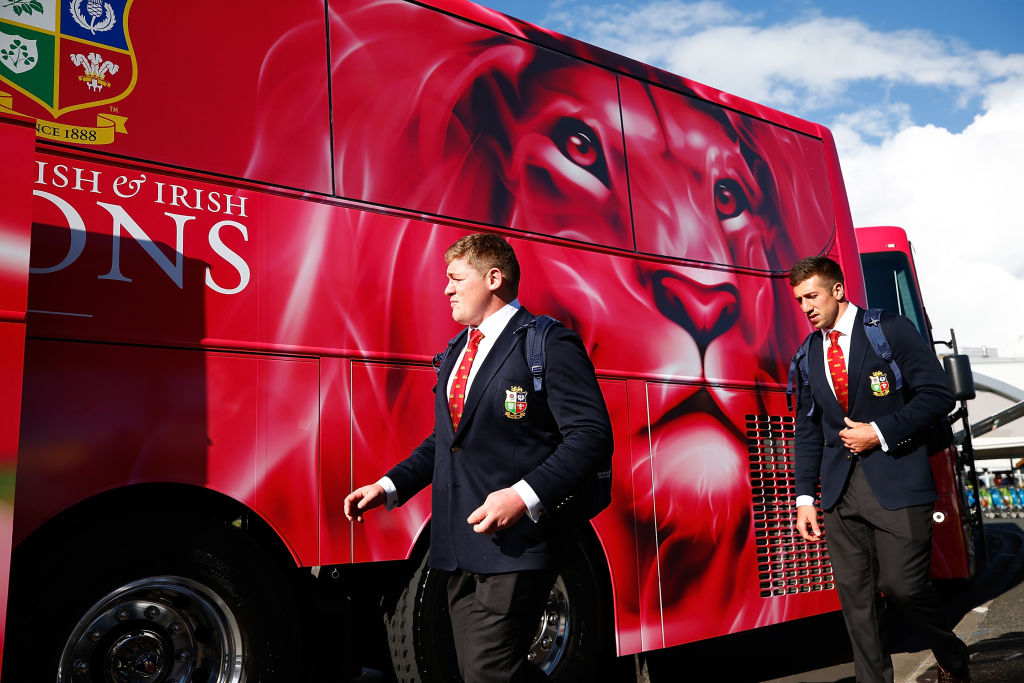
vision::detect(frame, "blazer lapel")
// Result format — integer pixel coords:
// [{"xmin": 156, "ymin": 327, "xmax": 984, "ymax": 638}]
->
[
  {"xmin": 845, "ymin": 311, "xmax": 869, "ymax": 410},
  {"xmin": 808, "ymin": 332, "xmax": 831, "ymax": 407},
  {"xmin": 454, "ymin": 307, "xmax": 532, "ymax": 439}
]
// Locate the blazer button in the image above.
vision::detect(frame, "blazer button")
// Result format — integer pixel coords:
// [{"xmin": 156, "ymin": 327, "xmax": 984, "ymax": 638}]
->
[
  {"xmin": 846, "ymin": 454, "xmax": 851, "ymax": 460},
  {"xmin": 451, "ymin": 446, "xmax": 461, "ymax": 454}
]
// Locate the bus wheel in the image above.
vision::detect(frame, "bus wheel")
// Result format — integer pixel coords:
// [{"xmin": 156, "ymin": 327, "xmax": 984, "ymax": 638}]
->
[
  {"xmin": 532, "ymin": 535, "xmax": 613, "ymax": 681},
  {"xmin": 57, "ymin": 575, "xmax": 244, "ymax": 682},
  {"xmin": 383, "ymin": 534, "xmax": 611, "ymax": 683},
  {"xmin": 4, "ymin": 514, "xmax": 301, "ymax": 683}
]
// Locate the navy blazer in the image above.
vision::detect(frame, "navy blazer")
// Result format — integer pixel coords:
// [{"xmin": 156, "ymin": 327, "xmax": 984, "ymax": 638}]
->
[
  {"xmin": 386, "ymin": 306, "xmax": 614, "ymax": 573},
  {"xmin": 794, "ymin": 308, "xmax": 954, "ymax": 511}
]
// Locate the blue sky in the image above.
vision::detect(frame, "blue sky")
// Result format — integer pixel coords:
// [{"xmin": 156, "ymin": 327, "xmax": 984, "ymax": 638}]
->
[{"xmin": 478, "ymin": 0, "xmax": 1024, "ymax": 355}]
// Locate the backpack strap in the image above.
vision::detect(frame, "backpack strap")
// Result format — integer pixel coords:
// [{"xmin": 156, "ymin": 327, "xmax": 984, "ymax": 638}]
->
[
  {"xmin": 786, "ymin": 331, "xmax": 816, "ymax": 414},
  {"xmin": 862, "ymin": 308, "xmax": 903, "ymax": 391},
  {"xmin": 520, "ymin": 314, "xmax": 561, "ymax": 392},
  {"xmin": 432, "ymin": 330, "xmax": 464, "ymax": 376}
]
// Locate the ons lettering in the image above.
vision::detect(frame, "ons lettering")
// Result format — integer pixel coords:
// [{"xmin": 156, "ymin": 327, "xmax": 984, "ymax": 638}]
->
[{"xmin": 30, "ymin": 190, "xmax": 252, "ymax": 295}]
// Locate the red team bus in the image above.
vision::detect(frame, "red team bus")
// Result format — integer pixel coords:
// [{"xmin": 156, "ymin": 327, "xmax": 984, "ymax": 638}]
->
[{"xmin": 0, "ymin": 0, "xmax": 923, "ymax": 680}]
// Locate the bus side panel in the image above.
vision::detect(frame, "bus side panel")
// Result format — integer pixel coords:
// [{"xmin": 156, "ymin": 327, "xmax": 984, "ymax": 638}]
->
[
  {"xmin": 16, "ymin": 341, "xmax": 320, "ymax": 565},
  {"xmin": 0, "ymin": 113, "xmax": 35, "ymax": 670},
  {"xmin": 254, "ymin": 355, "xmax": 321, "ymax": 563},
  {"xmin": 929, "ymin": 447, "xmax": 971, "ymax": 579},
  {"xmin": 625, "ymin": 380, "xmax": 662, "ymax": 653},
  {"xmin": 259, "ymin": 198, "xmax": 466, "ymax": 360},
  {"xmin": 350, "ymin": 363, "xmax": 436, "ymax": 564},
  {"xmin": 319, "ymin": 357, "xmax": 353, "ymax": 564},
  {"xmin": 17, "ymin": 340, "xmax": 225, "ymax": 539},
  {"xmin": 589, "ymin": 379, "xmax": 642, "ymax": 656}
]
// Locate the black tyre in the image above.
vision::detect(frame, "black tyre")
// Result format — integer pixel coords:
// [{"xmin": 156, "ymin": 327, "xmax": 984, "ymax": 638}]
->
[
  {"xmin": 383, "ymin": 533, "xmax": 612, "ymax": 682},
  {"xmin": 3, "ymin": 510, "xmax": 302, "ymax": 683}
]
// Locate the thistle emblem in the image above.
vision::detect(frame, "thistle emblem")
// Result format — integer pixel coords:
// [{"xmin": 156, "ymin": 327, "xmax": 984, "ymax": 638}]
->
[{"xmin": 69, "ymin": 0, "xmax": 116, "ymax": 35}]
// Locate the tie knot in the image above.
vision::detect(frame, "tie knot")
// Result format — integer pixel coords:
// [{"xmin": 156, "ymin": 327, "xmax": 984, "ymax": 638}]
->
[
  {"xmin": 829, "ymin": 330, "xmax": 841, "ymax": 345},
  {"xmin": 469, "ymin": 329, "xmax": 484, "ymax": 347}
]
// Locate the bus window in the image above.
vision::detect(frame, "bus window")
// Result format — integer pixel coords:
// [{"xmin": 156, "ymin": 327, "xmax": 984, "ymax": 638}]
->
[{"xmin": 860, "ymin": 250, "xmax": 929, "ymax": 340}]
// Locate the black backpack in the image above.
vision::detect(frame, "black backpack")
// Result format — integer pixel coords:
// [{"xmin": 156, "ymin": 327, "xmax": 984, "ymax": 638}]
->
[{"xmin": 433, "ymin": 314, "xmax": 612, "ymax": 520}]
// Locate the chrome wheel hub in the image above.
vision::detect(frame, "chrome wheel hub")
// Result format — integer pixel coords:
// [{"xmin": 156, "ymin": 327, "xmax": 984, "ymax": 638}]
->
[
  {"xmin": 528, "ymin": 575, "xmax": 569, "ymax": 673},
  {"xmin": 58, "ymin": 576, "xmax": 243, "ymax": 683}
]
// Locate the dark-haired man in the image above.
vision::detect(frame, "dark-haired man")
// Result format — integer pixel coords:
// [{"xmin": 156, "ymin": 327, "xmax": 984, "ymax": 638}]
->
[
  {"xmin": 788, "ymin": 255, "xmax": 970, "ymax": 683},
  {"xmin": 346, "ymin": 233, "xmax": 612, "ymax": 682}
]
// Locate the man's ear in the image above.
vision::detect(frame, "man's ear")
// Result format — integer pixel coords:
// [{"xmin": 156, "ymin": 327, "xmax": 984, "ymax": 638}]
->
[
  {"xmin": 486, "ymin": 267, "xmax": 504, "ymax": 292},
  {"xmin": 833, "ymin": 281, "xmax": 845, "ymax": 301}
]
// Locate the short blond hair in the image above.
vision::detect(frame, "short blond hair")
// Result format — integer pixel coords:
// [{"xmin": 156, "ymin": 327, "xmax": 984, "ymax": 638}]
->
[{"xmin": 445, "ymin": 233, "xmax": 520, "ymax": 295}]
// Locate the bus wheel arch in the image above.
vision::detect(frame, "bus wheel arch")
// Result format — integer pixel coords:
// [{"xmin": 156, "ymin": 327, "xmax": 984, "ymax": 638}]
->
[{"xmin": 3, "ymin": 483, "xmax": 305, "ymax": 683}]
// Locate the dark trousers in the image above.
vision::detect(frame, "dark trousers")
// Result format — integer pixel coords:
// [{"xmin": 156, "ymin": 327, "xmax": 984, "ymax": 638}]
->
[
  {"xmin": 825, "ymin": 461, "xmax": 969, "ymax": 683},
  {"xmin": 446, "ymin": 568, "xmax": 555, "ymax": 683}
]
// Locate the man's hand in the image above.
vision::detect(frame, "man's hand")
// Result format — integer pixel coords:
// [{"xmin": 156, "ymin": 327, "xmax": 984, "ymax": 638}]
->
[
  {"xmin": 467, "ymin": 488, "xmax": 527, "ymax": 535},
  {"xmin": 795, "ymin": 505, "xmax": 823, "ymax": 542},
  {"xmin": 840, "ymin": 417, "xmax": 881, "ymax": 454},
  {"xmin": 344, "ymin": 483, "xmax": 386, "ymax": 522}
]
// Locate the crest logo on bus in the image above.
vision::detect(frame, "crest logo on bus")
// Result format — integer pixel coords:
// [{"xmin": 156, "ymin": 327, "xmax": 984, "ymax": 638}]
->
[{"xmin": 0, "ymin": 0, "xmax": 135, "ymax": 144}]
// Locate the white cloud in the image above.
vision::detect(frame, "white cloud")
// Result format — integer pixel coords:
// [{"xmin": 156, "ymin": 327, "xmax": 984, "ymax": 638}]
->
[
  {"xmin": 832, "ymin": 103, "xmax": 914, "ymax": 141},
  {"xmin": 546, "ymin": 0, "xmax": 741, "ymax": 41},
  {"xmin": 838, "ymin": 80, "xmax": 1024, "ymax": 355},
  {"xmin": 548, "ymin": 1, "xmax": 1024, "ymax": 356},
  {"xmin": 552, "ymin": 2, "xmax": 1019, "ymax": 128}
]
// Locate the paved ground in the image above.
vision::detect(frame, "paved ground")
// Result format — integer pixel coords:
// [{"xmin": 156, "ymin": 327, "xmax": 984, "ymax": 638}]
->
[
  {"xmin": 758, "ymin": 519, "xmax": 1024, "ymax": 683},
  {"xmin": 632, "ymin": 519, "xmax": 1024, "ymax": 683},
  {"xmin": 349, "ymin": 519, "xmax": 1024, "ymax": 682}
]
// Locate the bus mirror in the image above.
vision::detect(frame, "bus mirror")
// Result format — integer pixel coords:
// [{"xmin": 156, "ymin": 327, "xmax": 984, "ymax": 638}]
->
[{"xmin": 943, "ymin": 354, "xmax": 976, "ymax": 401}]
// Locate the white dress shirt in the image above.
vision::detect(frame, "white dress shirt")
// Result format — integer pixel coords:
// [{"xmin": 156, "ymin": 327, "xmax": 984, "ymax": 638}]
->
[{"xmin": 378, "ymin": 300, "xmax": 545, "ymax": 521}]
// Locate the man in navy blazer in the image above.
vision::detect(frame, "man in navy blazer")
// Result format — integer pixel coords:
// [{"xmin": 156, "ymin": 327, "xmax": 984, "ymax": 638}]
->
[
  {"xmin": 789, "ymin": 256, "xmax": 969, "ymax": 683},
  {"xmin": 345, "ymin": 233, "xmax": 612, "ymax": 682}
]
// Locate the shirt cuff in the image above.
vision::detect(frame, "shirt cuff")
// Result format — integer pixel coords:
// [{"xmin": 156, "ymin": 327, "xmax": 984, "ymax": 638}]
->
[
  {"xmin": 870, "ymin": 422, "xmax": 889, "ymax": 452},
  {"xmin": 377, "ymin": 476, "xmax": 398, "ymax": 510},
  {"xmin": 512, "ymin": 480, "xmax": 544, "ymax": 522},
  {"xmin": 796, "ymin": 495, "xmax": 816, "ymax": 508}
]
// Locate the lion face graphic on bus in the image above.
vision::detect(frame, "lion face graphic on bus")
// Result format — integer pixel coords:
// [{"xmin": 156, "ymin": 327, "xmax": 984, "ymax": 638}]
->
[{"xmin": 277, "ymin": 0, "xmax": 832, "ymax": 644}]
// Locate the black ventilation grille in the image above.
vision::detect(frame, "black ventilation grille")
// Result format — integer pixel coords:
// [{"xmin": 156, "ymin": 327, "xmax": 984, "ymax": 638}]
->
[{"xmin": 747, "ymin": 414, "xmax": 835, "ymax": 597}]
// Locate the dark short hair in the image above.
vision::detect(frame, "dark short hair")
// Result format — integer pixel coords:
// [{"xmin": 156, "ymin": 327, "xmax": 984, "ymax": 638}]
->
[
  {"xmin": 788, "ymin": 256, "xmax": 845, "ymax": 289},
  {"xmin": 445, "ymin": 233, "xmax": 521, "ymax": 295}
]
